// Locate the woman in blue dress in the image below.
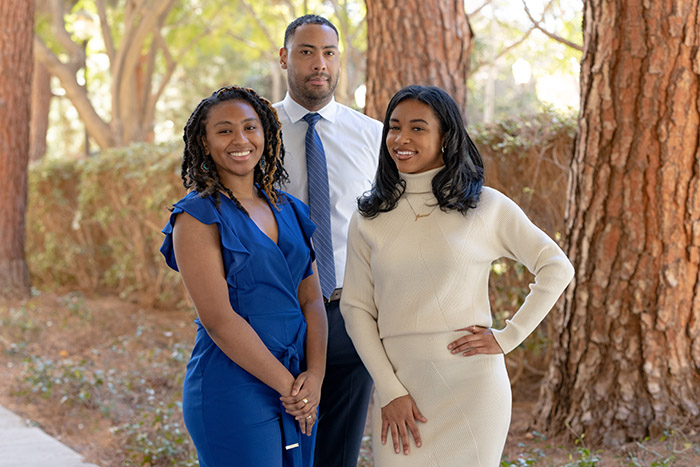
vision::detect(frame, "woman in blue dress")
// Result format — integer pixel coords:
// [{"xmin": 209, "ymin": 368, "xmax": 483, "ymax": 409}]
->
[{"xmin": 160, "ymin": 86, "xmax": 327, "ymax": 466}]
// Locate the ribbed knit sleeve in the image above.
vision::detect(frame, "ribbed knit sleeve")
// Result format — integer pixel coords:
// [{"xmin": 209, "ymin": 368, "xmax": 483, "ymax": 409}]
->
[
  {"xmin": 484, "ymin": 190, "xmax": 575, "ymax": 354},
  {"xmin": 340, "ymin": 211, "xmax": 410, "ymax": 407}
]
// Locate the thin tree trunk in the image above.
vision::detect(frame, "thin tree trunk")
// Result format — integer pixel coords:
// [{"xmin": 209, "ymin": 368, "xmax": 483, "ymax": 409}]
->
[
  {"xmin": 0, "ymin": 0, "xmax": 34, "ymax": 297},
  {"xmin": 364, "ymin": 0, "xmax": 472, "ymax": 120},
  {"xmin": 537, "ymin": 0, "xmax": 700, "ymax": 446},
  {"xmin": 30, "ymin": 59, "xmax": 51, "ymax": 162},
  {"xmin": 34, "ymin": 36, "xmax": 116, "ymax": 149},
  {"xmin": 269, "ymin": 61, "xmax": 284, "ymax": 103}
]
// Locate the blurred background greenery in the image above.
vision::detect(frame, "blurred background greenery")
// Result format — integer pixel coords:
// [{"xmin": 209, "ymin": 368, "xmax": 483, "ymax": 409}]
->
[{"xmin": 35, "ymin": 0, "xmax": 582, "ymax": 160}]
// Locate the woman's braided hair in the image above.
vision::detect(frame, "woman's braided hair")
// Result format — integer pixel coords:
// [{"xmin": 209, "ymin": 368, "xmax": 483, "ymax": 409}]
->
[{"xmin": 181, "ymin": 85, "xmax": 288, "ymax": 213}]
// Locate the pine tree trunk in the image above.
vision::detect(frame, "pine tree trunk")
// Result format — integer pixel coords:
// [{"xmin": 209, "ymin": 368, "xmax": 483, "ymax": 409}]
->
[
  {"xmin": 537, "ymin": 0, "xmax": 700, "ymax": 446},
  {"xmin": 0, "ymin": 0, "xmax": 34, "ymax": 297},
  {"xmin": 364, "ymin": 0, "xmax": 472, "ymax": 121}
]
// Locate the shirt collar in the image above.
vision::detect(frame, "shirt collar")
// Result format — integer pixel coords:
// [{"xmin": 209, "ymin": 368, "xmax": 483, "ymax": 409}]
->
[{"xmin": 281, "ymin": 93, "xmax": 338, "ymax": 124}]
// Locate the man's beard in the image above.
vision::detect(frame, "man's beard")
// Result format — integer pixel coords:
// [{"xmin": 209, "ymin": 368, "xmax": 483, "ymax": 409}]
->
[{"xmin": 288, "ymin": 71, "xmax": 339, "ymax": 107}]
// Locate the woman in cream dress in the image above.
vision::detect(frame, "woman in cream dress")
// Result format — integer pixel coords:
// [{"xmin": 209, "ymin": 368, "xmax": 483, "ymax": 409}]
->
[{"xmin": 340, "ymin": 85, "xmax": 574, "ymax": 467}]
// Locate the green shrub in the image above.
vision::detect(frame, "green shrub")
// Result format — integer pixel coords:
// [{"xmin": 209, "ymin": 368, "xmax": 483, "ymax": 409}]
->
[
  {"xmin": 26, "ymin": 112, "xmax": 577, "ymax": 312},
  {"xmin": 27, "ymin": 142, "xmax": 186, "ymax": 307}
]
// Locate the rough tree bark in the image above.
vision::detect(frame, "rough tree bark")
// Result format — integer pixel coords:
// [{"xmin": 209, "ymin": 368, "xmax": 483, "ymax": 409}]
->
[
  {"xmin": 0, "ymin": 0, "xmax": 34, "ymax": 297},
  {"xmin": 537, "ymin": 0, "xmax": 700, "ymax": 446},
  {"xmin": 364, "ymin": 0, "xmax": 472, "ymax": 120}
]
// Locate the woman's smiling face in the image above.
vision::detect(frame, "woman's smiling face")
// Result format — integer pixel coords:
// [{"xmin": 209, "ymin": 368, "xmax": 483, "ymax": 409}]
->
[
  {"xmin": 386, "ymin": 99, "xmax": 445, "ymax": 174},
  {"xmin": 202, "ymin": 99, "xmax": 265, "ymax": 185}
]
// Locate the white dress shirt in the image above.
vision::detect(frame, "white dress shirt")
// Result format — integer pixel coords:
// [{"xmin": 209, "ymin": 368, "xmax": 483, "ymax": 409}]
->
[{"xmin": 274, "ymin": 94, "xmax": 382, "ymax": 288}]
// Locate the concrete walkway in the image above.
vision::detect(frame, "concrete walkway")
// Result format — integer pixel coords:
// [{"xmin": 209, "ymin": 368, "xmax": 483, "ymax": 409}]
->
[{"xmin": 0, "ymin": 404, "xmax": 99, "ymax": 466}]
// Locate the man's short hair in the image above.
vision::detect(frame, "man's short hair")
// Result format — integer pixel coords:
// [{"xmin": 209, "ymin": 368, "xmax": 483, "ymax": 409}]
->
[{"xmin": 283, "ymin": 14, "xmax": 339, "ymax": 48}]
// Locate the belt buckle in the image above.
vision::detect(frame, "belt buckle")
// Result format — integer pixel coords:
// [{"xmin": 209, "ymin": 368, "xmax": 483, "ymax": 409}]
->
[{"xmin": 325, "ymin": 288, "xmax": 342, "ymax": 303}]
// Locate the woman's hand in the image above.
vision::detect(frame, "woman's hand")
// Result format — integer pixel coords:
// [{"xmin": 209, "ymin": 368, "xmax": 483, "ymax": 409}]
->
[
  {"xmin": 448, "ymin": 325, "xmax": 504, "ymax": 356},
  {"xmin": 381, "ymin": 394, "xmax": 427, "ymax": 455},
  {"xmin": 280, "ymin": 369, "xmax": 323, "ymax": 435}
]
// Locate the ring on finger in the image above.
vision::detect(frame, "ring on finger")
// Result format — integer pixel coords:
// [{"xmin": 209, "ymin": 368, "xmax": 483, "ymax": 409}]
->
[
  {"xmin": 301, "ymin": 397, "xmax": 309, "ymax": 406},
  {"xmin": 306, "ymin": 415, "xmax": 313, "ymax": 419}
]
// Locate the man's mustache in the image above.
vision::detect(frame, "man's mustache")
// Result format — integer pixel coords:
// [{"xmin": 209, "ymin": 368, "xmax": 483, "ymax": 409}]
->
[{"xmin": 306, "ymin": 73, "xmax": 331, "ymax": 81}]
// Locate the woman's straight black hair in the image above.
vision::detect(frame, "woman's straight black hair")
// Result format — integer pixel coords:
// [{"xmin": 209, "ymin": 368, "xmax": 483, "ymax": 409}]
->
[{"xmin": 358, "ymin": 85, "xmax": 484, "ymax": 218}]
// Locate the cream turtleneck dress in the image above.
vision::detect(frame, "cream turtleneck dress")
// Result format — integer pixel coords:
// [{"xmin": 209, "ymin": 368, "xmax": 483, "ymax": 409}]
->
[{"xmin": 340, "ymin": 167, "xmax": 574, "ymax": 467}]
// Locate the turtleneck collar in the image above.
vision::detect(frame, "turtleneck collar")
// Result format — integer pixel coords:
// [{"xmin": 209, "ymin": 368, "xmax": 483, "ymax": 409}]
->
[{"xmin": 400, "ymin": 166, "xmax": 444, "ymax": 194}]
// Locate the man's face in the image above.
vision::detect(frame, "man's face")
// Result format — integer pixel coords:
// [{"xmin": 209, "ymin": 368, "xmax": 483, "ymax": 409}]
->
[{"xmin": 280, "ymin": 24, "xmax": 340, "ymax": 110}]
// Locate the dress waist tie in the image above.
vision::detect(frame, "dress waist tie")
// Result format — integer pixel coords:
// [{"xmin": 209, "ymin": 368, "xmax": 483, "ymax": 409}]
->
[
  {"xmin": 250, "ymin": 318, "xmax": 306, "ymax": 467},
  {"xmin": 279, "ymin": 344, "xmax": 302, "ymax": 466}
]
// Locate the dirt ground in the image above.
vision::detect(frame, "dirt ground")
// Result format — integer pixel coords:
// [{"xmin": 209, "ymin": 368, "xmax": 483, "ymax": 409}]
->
[{"xmin": 1, "ymin": 292, "xmax": 699, "ymax": 466}]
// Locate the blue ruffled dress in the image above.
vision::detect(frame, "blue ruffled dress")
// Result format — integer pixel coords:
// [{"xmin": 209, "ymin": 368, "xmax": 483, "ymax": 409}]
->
[{"xmin": 160, "ymin": 190, "xmax": 317, "ymax": 467}]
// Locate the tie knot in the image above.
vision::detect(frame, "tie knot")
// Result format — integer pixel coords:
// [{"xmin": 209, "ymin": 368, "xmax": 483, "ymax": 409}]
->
[{"xmin": 303, "ymin": 112, "xmax": 322, "ymax": 128}]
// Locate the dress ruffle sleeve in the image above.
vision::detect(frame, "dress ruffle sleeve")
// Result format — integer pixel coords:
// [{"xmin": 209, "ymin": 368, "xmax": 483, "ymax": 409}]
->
[{"xmin": 159, "ymin": 193, "xmax": 252, "ymax": 283}]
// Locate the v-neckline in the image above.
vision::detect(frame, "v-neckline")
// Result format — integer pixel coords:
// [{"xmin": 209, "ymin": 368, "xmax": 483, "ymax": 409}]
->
[{"xmin": 221, "ymin": 189, "xmax": 282, "ymax": 247}]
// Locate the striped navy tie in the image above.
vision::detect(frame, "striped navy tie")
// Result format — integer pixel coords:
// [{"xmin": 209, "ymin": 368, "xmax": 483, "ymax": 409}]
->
[{"xmin": 303, "ymin": 112, "xmax": 336, "ymax": 299}]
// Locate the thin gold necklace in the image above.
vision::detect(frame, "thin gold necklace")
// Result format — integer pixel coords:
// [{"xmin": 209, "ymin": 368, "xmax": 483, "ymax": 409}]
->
[{"xmin": 405, "ymin": 196, "xmax": 438, "ymax": 221}]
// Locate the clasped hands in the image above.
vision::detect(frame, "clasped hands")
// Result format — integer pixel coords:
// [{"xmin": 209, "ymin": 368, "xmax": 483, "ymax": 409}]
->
[
  {"xmin": 381, "ymin": 325, "xmax": 503, "ymax": 455},
  {"xmin": 280, "ymin": 369, "xmax": 323, "ymax": 435}
]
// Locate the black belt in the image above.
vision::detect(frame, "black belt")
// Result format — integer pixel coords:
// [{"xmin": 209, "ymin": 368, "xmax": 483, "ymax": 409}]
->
[{"xmin": 324, "ymin": 288, "xmax": 343, "ymax": 303}]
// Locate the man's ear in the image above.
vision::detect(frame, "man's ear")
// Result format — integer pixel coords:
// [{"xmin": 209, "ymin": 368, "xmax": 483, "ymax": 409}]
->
[{"xmin": 279, "ymin": 47, "xmax": 288, "ymax": 70}]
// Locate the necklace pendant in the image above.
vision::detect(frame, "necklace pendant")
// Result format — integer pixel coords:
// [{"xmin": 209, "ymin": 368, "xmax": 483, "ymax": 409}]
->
[{"xmin": 406, "ymin": 197, "xmax": 437, "ymax": 221}]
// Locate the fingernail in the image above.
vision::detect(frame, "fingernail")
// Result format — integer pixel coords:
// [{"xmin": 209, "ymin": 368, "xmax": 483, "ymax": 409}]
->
[{"xmin": 447, "ymin": 344, "xmax": 453, "ymax": 349}]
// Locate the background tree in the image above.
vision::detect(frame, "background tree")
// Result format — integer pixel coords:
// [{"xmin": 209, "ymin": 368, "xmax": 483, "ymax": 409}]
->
[
  {"xmin": 30, "ymin": 60, "xmax": 52, "ymax": 162},
  {"xmin": 537, "ymin": 0, "xmax": 700, "ymax": 445},
  {"xmin": 34, "ymin": 0, "xmax": 202, "ymax": 149},
  {"xmin": 30, "ymin": 0, "xmax": 52, "ymax": 162},
  {"xmin": 0, "ymin": 0, "xmax": 35, "ymax": 297},
  {"xmin": 35, "ymin": 0, "xmax": 370, "ymax": 155},
  {"xmin": 466, "ymin": 0, "xmax": 582, "ymax": 123},
  {"xmin": 363, "ymin": 0, "xmax": 472, "ymax": 120}
]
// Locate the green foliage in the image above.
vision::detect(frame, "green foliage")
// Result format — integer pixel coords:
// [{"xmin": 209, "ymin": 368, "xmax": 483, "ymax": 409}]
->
[
  {"xmin": 623, "ymin": 428, "xmax": 699, "ymax": 466},
  {"xmin": 38, "ymin": 0, "xmax": 370, "ymax": 157},
  {"xmin": 563, "ymin": 426, "xmax": 603, "ymax": 466},
  {"xmin": 6, "ymin": 293, "xmax": 196, "ymax": 464},
  {"xmin": 1, "ymin": 305, "xmax": 40, "ymax": 333},
  {"xmin": 472, "ymin": 108, "xmax": 576, "ymax": 238},
  {"xmin": 115, "ymin": 401, "xmax": 197, "ymax": 466},
  {"xmin": 58, "ymin": 291, "xmax": 93, "ymax": 321},
  {"xmin": 467, "ymin": 0, "xmax": 583, "ymax": 123},
  {"xmin": 17, "ymin": 356, "xmax": 107, "ymax": 408},
  {"xmin": 27, "ymin": 142, "xmax": 185, "ymax": 307},
  {"xmin": 501, "ymin": 450, "xmax": 543, "ymax": 466},
  {"xmin": 501, "ymin": 432, "xmax": 547, "ymax": 466}
]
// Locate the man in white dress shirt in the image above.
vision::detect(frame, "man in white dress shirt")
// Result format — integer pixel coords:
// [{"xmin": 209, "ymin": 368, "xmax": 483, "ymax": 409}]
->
[{"xmin": 274, "ymin": 14, "xmax": 382, "ymax": 467}]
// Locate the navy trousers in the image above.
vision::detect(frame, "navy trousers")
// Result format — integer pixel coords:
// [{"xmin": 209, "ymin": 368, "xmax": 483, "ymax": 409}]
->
[{"xmin": 313, "ymin": 300, "xmax": 373, "ymax": 467}]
